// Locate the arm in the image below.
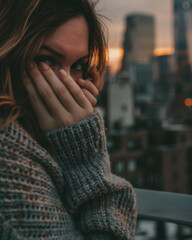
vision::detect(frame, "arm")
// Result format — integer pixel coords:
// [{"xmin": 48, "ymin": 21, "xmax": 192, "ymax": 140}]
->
[
  {"xmin": 44, "ymin": 108, "xmax": 137, "ymax": 240},
  {"xmin": 22, "ymin": 61, "xmax": 137, "ymax": 239},
  {"xmin": 0, "ymin": 122, "xmax": 85, "ymax": 240}
]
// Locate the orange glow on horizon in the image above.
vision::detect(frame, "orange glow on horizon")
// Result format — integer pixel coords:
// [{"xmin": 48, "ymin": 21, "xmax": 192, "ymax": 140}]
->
[
  {"xmin": 154, "ymin": 47, "xmax": 175, "ymax": 56},
  {"xmin": 107, "ymin": 48, "xmax": 124, "ymax": 74},
  {"xmin": 108, "ymin": 48, "xmax": 124, "ymax": 61},
  {"xmin": 107, "ymin": 47, "xmax": 175, "ymax": 74}
]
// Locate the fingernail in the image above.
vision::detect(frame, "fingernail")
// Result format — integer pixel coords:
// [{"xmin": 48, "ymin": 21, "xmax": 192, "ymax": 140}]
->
[
  {"xmin": 59, "ymin": 69, "xmax": 67, "ymax": 78},
  {"xmin": 40, "ymin": 62, "xmax": 49, "ymax": 71},
  {"xmin": 28, "ymin": 62, "xmax": 34, "ymax": 69}
]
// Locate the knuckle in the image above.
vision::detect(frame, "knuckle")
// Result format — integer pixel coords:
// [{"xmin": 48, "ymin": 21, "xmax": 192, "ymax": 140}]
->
[
  {"xmin": 86, "ymin": 106, "xmax": 93, "ymax": 115},
  {"xmin": 94, "ymin": 88, "xmax": 99, "ymax": 96},
  {"xmin": 29, "ymin": 93, "xmax": 38, "ymax": 104},
  {"xmin": 30, "ymin": 68, "xmax": 39, "ymax": 78},
  {"xmin": 87, "ymin": 82, "xmax": 99, "ymax": 96},
  {"xmin": 74, "ymin": 87, "xmax": 83, "ymax": 96},
  {"xmin": 61, "ymin": 115, "xmax": 72, "ymax": 126},
  {"xmin": 41, "ymin": 87, "xmax": 53, "ymax": 98},
  {"xmin": 56, "ymin": 85, "xmax": 66, "ymax": 95},
  {"xmin": 92, "ymin": 97, "xmax": 97, "ymax": 106}
]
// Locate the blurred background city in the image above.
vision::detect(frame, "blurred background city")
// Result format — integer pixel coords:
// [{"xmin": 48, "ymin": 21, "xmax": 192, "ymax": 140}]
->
[{"xmin": 96, "ymin": 0, "xmax": 192, "ymax": 239}]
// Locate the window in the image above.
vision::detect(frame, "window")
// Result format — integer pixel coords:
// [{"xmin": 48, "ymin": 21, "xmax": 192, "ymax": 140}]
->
[
  {"xmin": 121, "ymin": 104, "xmax": 128, "ymax": 112},
  {"xmin": 126, "ymin": 139, "xmax": 142, "ymax": 151},
  {"xmin": 107, "ymin": 137, "xmax": 121, "ymax": 153},
  {"xmin": 136, "ymin": 177, "xmax": 144, "ymax": 186},
  {"xmin": 127, "ymin": 159, "xmax": 137, "ymax": 172},
  {"xmin": 114, "ymin": 161, "xmax": 125, "ymax": 174}
]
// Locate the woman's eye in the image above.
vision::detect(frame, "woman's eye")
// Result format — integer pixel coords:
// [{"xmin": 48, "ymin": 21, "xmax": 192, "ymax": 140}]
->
[
  {"xmin": 72, "ymin": 63, "xmax": 83, "ymax": 71},
  {"xmin": 71, "ymin": 61, "xmax": 89, "ymax": 79},
  {"xmin": 35, "ymin": 55, "xmax": 57, "ymax": 68}
]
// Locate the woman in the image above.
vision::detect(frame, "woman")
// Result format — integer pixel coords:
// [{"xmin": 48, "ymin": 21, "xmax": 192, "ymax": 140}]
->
[{"xmin": 0, "ymin": 0, "xmax": 137, "ymax": 239}]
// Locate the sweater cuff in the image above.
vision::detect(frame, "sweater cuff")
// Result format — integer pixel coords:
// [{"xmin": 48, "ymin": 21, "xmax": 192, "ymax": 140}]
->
[
  {"xmin": 44, "ymin": 108, "xmax": 107, "ymax": 167},
  {"xmin": 43, "ymin": 108, "xmax": 111, "ymax": 212}
]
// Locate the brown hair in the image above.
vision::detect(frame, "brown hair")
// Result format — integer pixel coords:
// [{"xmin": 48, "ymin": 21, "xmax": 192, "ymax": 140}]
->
[{"xmin": 0, "ymin": 0, "xmax": 107, "ymax": 142}]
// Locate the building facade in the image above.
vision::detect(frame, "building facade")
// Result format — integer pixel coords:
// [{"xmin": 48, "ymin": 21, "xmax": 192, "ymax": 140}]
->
[
  {"xmin": 107, "ymin": 76, "xmax": 134, "ymax": 130},
  {"xmin": 174, "ymin": 0, "xmax": 192, "ymax": 83},
  {"xmin": 121, "ymin": 13, "xmax": 155, "ymax": 71},
  {"xmin": 108, "ymin": 124, "xmax": 192, "ymax": 194}
]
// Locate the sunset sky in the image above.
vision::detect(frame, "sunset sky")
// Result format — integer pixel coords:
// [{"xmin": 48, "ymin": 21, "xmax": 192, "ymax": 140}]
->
[{"xmin": 97, "ymin": 0, "xmax": 174, "ymax": 73}]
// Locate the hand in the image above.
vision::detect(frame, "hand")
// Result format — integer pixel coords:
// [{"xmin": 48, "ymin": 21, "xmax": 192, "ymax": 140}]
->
[
  {"xmin": 77, "ymin": 65, "xmax": 100, "ymax": 107},
  {"xmin": 22, "ymin": 62, "xmax": 95, "ymax": 132}
]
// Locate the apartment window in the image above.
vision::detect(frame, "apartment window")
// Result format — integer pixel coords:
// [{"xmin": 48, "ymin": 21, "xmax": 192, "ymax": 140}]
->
[
  {"xmin": 136, "ymin": 177, "xmax": 144, "ymax": 187},
  {"xmin": 121, "ymin": 104, "xmax": 128, "ymax": 112},
  {"xmin": 107, "ymin": 138, "xmax": 121, "ymax": 153},
  {"xmin": 115, "ymin": 161, "xmax": 125, "ymax": 174},
  {"xmin": 127, "ymin": 139, "xmax": 142, "ymax": 151},
  {"xmin": 147, "ymin": 175, "xmax": 155, "ymax": 185},
  {"xmin": 127, "ymin": 159, "xmax": 137, "ymax": 172}
]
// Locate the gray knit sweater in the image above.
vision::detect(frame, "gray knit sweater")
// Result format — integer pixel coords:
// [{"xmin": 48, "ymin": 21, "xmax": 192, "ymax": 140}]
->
[{"xmin": 0, "ymin": 108, "xmax": 137, "ymax": 239}]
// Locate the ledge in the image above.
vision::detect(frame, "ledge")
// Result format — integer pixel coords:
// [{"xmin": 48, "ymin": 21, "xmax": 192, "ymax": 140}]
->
[{"xmin": 135, "ymin": 188, "xmax": 192, "ymax": 226}]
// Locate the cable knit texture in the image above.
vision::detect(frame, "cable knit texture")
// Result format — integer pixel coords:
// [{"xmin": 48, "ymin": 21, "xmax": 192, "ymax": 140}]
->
[{"xmin": 0, "ymin": 108, "xmax": 137, "ymax": 239}]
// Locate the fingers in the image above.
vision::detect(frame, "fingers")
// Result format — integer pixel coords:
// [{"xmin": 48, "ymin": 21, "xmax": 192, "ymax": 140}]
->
[
  {"xmin": 21, "ymin": 71, "xmax": 54, "ymax": 131},
  {"xmin": 77, "ymin": 78, "xmax": 99, "ymax": 97},
  {"xmin": 58, "ymin": 69, "xmax": 91, "ymax": 109},
  {"xmin": 77, "ymin": 78, "xmax": 98, "ymax": 107},
  {"xmin": 39, "ymin": 62, "xmax": 79, "ymax": 112},
  {"xmin": 76, "ymin": 65, "xmax": 100, "ymax": 107},
  {"xmin": 26, "ymin": 62, "xmax": 68, "ymax": 117},
  {"xmin": 81, "ymin": 89, "xmax": 97, "ymax": 107},
  {"xmin": 90, "ymin": 65, "xmax": 100, "ymax": 89},
  {"xmin": 22, "ymin": 71, "xmax": 48, "ymax": 116},
  {"xmin": 22, "ymin": 61, "xmax": 95, "ymax": 131}
]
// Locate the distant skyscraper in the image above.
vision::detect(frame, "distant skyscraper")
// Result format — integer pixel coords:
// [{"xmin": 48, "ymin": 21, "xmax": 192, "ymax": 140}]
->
[
  {"xmin": 121, "ymin": 14, "xmax": 155, "ymax": 71},
  {"xmin": 129, "ymin": 63, "xmax": 154, "ymax": 102},
  {"xmin": 174, "ymin": 0, "xmax": 192, "ymax": 82},
  {"xmin": 107, "ymin": 76, "xmax": 134, "ymax": 130}
]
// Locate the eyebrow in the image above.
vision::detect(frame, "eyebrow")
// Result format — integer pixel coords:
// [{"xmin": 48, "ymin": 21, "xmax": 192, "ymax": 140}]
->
[{"xmin": 40, "ymin": 45, "xmax": 89, "ymax": 62}]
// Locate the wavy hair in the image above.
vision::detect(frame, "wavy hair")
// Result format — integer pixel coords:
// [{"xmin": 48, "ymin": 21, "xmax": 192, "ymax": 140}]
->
[{"xmin": 0, "ymin": 0, "xmax": 107, "ymax": 143}]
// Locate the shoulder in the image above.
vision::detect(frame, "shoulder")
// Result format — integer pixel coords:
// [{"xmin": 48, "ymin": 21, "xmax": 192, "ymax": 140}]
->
[
  {"xmin": 0, "ymin": 119, "xmax": 32, "ymax": 144},
  {"xmin": 0, "ymin": 120, "xmax": 64, "ymax": 191},
  {"xmin": 0, "ymin": 120, "xmax": 37, "ymax": 160}
]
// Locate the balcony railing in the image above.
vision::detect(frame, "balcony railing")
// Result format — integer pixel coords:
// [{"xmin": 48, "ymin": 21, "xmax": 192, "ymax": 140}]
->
[{"xmin": 135, "ymin": 188, "xmax": 192, "ymax": 226}]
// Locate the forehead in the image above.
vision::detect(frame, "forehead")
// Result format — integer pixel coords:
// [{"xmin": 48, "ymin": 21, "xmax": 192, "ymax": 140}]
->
[{"xmin": 43, "ymin": 16, "xmax": 89, "ymax": 56}]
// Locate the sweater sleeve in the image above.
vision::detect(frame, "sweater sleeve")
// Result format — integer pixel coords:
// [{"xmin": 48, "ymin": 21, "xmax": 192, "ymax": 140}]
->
[{"xmin": 44, "ymin": 108, "xmax": 137, "ymax": 240}]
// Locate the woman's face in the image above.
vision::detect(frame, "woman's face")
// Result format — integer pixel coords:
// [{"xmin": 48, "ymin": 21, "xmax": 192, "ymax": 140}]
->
[{"xmin": 35, "ymin": 16, "xmax": 89, "ymax": 81}]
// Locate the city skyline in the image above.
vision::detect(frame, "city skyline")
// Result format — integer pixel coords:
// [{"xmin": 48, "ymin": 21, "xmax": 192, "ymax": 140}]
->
[
  {"xmin": 98, "ymin": 0, "xmax": 173, "ymax": 49},
  {"xmin": 98, "ymin": 0, "xmax": 174, "ymax": 73}
]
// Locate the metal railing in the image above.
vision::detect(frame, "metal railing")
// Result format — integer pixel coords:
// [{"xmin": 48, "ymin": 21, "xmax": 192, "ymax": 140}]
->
[{"xmin": 135, "ymin": 188, "xmax": 192, "ymax": 226}]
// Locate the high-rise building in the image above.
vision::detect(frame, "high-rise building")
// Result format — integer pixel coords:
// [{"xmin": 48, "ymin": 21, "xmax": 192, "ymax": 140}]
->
[
  {"xmin": 129, "ymin": 63, "xmax": 154, "ymax": 102},
  {"xmin": 107, "ymin": 75, "xmax": 134, "ymax": 130},
  {"xmin": 174, "ymin": 0, "xmax": 192, "ymax": 83},
  {"xmin": 121, "ymin": 13, "xmax": 155, "ymax": 71}
]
